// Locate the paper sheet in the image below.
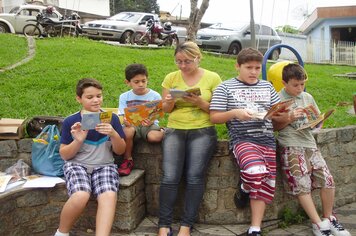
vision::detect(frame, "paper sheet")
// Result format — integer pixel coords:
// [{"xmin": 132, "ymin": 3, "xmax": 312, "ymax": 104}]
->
[{"xmin": 23, "ymin": 175, "xmax": 65, "ymax": 188}]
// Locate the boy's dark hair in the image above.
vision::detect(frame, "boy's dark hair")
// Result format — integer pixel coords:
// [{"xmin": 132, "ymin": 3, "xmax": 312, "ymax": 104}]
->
[
  {"xmin": 125, "ymin": 63, "xmax": 148, "ymax": 81},
  {"xmin": 236, "ymin": 47, "xmax": 263, "ymax": 65},
  {"xmin": 76, "ymin": 78, "xmax": 102, "ymax": 97},
  {"xmin": 282, "ymin": 63, "xmax": 307, "ymax": 83}
]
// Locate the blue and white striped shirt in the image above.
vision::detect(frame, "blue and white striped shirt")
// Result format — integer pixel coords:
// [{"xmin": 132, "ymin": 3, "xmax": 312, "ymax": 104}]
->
[{"xmin": 210, "ymin": 77, "xmax": 280, "ymax": 149}]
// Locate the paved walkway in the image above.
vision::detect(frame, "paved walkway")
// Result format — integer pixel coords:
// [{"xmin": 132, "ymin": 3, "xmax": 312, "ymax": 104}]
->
[{"xmin": 71, "ymin": 202, "xmax": 356, "ymax": 236}]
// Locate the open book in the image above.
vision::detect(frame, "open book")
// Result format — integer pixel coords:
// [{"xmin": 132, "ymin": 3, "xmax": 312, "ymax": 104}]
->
[
  {"xmin": 81, "ymin": 111, "xmax": 112, "ymax": 130},
  {"xmin": 169, "ymin": 87, "xmax": 201, "ymax": 99},
  {"xmin": 250, "ymin": 99, "xmax": 295, "ymax": 120},
  {"xmin": 0, "ymin": 175, "xmax": 13, "ymax": 193},
  {"xmin": 296, "ymin": 106, "xmax": 335, "ymax": 130},
  {"xmin": 124, "ymin": 100, "xmax": 164, "ymax": 126}
]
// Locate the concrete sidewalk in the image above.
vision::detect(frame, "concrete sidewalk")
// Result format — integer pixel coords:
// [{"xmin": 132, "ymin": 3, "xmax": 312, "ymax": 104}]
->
[{"xmin": 71, "ymin": 202, "xmax": 356, "ymax": 236}]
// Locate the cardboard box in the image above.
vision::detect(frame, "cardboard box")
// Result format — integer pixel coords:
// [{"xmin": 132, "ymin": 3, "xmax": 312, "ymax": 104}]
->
[{"xmin": 0, "ymin": 118, "xmax": 25, "ymax": 140}]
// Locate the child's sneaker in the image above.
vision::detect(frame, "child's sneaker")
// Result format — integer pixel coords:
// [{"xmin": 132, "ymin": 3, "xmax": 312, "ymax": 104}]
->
[
  {"xmin": 246, "ymin": 230, "xmax": 262, "ymax": 236},
  {"xmin": 234, "ymin": 181, "xmax": 249, "ymax": 208},
  {"xmin": 312, "ymin": 219, "xmax": 334, "ymax": 236},
  {"xmin": 323, "ymin": 215, "xmax": 351, "ymax": 236},
  {"xmin": 118, "ymin": 159, "xmax": 134, "ymax": 176}
]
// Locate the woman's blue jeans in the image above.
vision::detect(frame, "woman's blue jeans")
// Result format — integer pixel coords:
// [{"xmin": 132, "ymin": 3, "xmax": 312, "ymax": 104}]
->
[{"xmin": 158, "ymin": 126, "xmax": 217, "ymax": 228}]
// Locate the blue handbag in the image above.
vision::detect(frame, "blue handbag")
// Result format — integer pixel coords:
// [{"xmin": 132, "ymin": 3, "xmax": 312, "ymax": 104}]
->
[{"xmin": 31, "ymin": 124, "xmax": 64, "ymax": 177}]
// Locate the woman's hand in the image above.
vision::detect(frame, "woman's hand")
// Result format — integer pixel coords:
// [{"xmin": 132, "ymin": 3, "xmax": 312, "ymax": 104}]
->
[
  {"xmin": 162, "ymin": 93, "xmax": 176, "ymax": 113},
  {"xmin": 182, "ymin": 93, "xmax": 201, "ymax": 105}
]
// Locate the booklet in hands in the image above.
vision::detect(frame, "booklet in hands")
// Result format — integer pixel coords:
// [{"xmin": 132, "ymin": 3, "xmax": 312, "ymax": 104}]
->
[
  {"xmin": 124, "ymin": 100, "xmax": 164, "ymax": 126},
  {"xmin": 250, "ymin": 99, "xmax": 295, "ymax": 120},
  {"xmin": 169, "ymin": 87, "xmax": 201, "ymax": 99},
  {"xmin": 296, "ymin": 106, "xmax": 335, "ymax": 130},
  {"xmin": 81, "ymin": 111, "xmax": 112, "ymax": 130}
]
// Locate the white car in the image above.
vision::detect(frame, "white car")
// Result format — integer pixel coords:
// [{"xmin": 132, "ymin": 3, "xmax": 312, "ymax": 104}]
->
[
  {"xmin": 82, "ymin": 12, "xmax": 161, "ymax": 44},
  {"xmin": 0, "ymin": 4, "xmax": 62, "ymax": 34}
]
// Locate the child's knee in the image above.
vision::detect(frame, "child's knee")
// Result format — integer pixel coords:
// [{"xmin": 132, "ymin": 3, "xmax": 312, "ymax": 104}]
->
[
  {"xmin": 147, "ymin": 130, "xmax": 164, "ymax": 143},
  {"xmin": 97, "ymin": 191, "xmax": 117, "ymax": 203},
  {"xmin": 124, "ymin": 126, "xmax": 135, "ymax": 138},
  {"xmin": 70, "ymin": 191, "xmax": 90, "ymax": 207}
]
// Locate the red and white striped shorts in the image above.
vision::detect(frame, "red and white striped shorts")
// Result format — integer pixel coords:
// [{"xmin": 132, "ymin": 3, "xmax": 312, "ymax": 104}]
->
[{"xmin": 233, "ymin": 142, "xmax": 276, "ymax": 204}]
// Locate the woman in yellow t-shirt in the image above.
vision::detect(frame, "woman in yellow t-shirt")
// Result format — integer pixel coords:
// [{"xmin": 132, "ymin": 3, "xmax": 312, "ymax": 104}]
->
[{"xmin": 158, "ymin": 42, "xmax": 222, "ymax": 236}]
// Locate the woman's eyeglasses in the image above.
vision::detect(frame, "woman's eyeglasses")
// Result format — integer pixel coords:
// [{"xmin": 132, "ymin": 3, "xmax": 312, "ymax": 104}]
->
[{"xmin": 174, "ymin": 57, "xmax": 198, "ymax": 65}]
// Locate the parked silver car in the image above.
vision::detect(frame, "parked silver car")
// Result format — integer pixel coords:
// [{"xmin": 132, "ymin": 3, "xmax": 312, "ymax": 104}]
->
[
  {"xmin": 82, "ymin": 12, "xmax": 160, "ymax": 44},
  {"xmin": 196, "ymin": 23, "xmax": 282, "ymax": 59},
  {"xmin": 0, "ymin": 4, "xmax": 62, "ymax": 34}
]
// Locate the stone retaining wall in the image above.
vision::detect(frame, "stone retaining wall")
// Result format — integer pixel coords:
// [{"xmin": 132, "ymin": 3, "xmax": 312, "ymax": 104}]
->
[
  {"xmin": 0, "ymin": 125, "xmax": 355, "ymax": 233},
  {"xmin": 132, "ymin": 125, "xmax": 356, "ymax": 224}
]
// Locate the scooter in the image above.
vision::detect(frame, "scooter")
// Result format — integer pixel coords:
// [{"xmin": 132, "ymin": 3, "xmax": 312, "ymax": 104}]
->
[
  {"xmin": 131, "ymin": 19, "xmax": 179, "ymax": 46},
  {"xmin": 23, "ymin": 12, "xmax": 80, "ymax": 38}
]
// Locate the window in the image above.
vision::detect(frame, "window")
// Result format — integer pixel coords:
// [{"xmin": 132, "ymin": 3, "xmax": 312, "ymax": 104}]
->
[{"xmin": 261, "ymin": 25, "xmax": 273, "ymax": 36}]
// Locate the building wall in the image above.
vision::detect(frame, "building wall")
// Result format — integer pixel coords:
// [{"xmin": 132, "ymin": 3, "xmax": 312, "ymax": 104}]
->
[
  {"xmin": 3, "ymin": 0, "xmax": 23, "ymax": 12},
  {"xmin": 279, "ymin": 32, "xmax": 307, "ymax": 62}
]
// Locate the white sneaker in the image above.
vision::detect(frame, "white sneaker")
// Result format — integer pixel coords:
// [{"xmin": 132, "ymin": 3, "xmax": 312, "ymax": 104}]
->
[
  {"xmin": 312, "ymin": 219, "xmax": 334, "ymax": 236},
  {"xmin": 323, "ymin": 215, "xmax": 351, "ymax": 236}
]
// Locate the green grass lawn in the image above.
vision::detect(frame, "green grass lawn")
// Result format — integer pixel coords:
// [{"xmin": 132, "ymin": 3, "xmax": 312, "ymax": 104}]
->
[{"xmin": 0, "ymin": 34, "xmax": 355, "ymax": 139}]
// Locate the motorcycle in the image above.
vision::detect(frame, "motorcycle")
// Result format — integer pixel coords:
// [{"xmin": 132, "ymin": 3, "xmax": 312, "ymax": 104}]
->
[
  {"xmin": 131, "ymin": 19, "xmax": 179, "ymax": 46},
  {"xmin": 23, "ymin": 12, "xmax": 80, "ymax": 38}
]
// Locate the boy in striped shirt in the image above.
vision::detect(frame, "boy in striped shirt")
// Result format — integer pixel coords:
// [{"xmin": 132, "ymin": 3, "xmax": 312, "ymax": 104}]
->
[{"xmin": 210, "ymin": 48, "xmax": 280, "ymax": 236}]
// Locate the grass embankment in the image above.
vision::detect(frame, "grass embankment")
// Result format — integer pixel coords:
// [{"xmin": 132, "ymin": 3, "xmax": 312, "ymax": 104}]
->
[{"xmin": 0, "ymin": 34, "xmax": 355, "ymax": 139}]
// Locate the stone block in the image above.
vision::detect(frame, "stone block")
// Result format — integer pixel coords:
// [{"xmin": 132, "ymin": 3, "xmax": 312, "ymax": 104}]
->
[
  {"xmin": 17, "ymin": 138, "xmax": 32, "ymax": 153},
  {"xmin": 344, "ymin": 140, "xmax": 356, "ymax": 154},
  {"xmin": 48, "ymin": 184, "xmax": 68, "ymax": 202},
  {"xmin": 13, "ymin": 207, "xmax": 40, "ymax": 226},
  {"xmin": 207, "ymin": 156, "xmax": 237, "ymax": 176},
  {"xmin": 134, "ymin": 141, "xmax": 162, "ymax": 154},
  {"xmin": 16, "ymin": 190, "xmax": 48, "ymax": 207},
  {"xmin": 214, "ymin": 140, "xmax": 230, "ymax": 156},
  {"xmin": 0, "ymin": 140, "xmax": 17, "ymax": 157},
  {"xmin": 0, "ymin": 158, "xmax": 19, "ymax": 171},
  {"xmin": 328, "ymin": 142, "xmax": 341, "ymax": 157},
  {"xmin": 337, "ymin": 154, "xmax": 356, "ymax": 167},
  {"xmin": 339, "ymin": 127, "xmax": 354, "ymax": 142},
  {"xmin": 206, "ymin": 176, "xmax": 237, "ymax": 189},
  {"xmin": 0, "ymin": 197, "xmax": 16, "ymax": 215},
  {"xmin": 16, "ymin": 152, "xmax": 31, "ymax": 166},
  {"xmin": 201, "ymin": 189, "xmax": 218, "ymax": 211},
  {"xmin": 316, "ymin": 129, "xmax": 337, "ymax": 144}
]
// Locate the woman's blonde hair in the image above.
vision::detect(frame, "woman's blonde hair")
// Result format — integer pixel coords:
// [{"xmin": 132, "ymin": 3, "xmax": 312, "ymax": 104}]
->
[{"xmin": 174, "ymin": 41, "xmax": 202, "ymax": 59}]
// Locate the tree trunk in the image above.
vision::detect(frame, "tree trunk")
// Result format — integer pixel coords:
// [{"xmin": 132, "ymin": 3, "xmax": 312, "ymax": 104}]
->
[{"xmin": 186, "ymin": 0, "xmax": 209, "ymax": 42}]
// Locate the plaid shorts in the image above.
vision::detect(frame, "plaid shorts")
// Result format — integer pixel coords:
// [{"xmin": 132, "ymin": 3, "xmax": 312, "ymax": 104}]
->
[
  {"xmin": 279, "ymin": 146, "xmax": 335, "ymax": 195},
  {"xmin": 63, "ymin": 162, "xmax": 119, "ymax": 197}
]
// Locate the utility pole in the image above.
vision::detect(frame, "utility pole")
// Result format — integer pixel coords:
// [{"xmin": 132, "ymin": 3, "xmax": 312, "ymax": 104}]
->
[{"xmin": 250, "ymin": 0, "xmax": 256, "ymax": 48}]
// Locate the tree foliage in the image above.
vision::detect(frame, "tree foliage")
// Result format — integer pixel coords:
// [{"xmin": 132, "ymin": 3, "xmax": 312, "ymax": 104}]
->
[
  {"xmin": 110, "ymin": 0, "xmax": 159, "ymax": 15},
  {"xmin": 276, "ymin": 25, "xmax": 300, "ymax": 34},
  {"xmin": 186, "ymin": 0, "xmax": 210, "ymax": 41}
]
